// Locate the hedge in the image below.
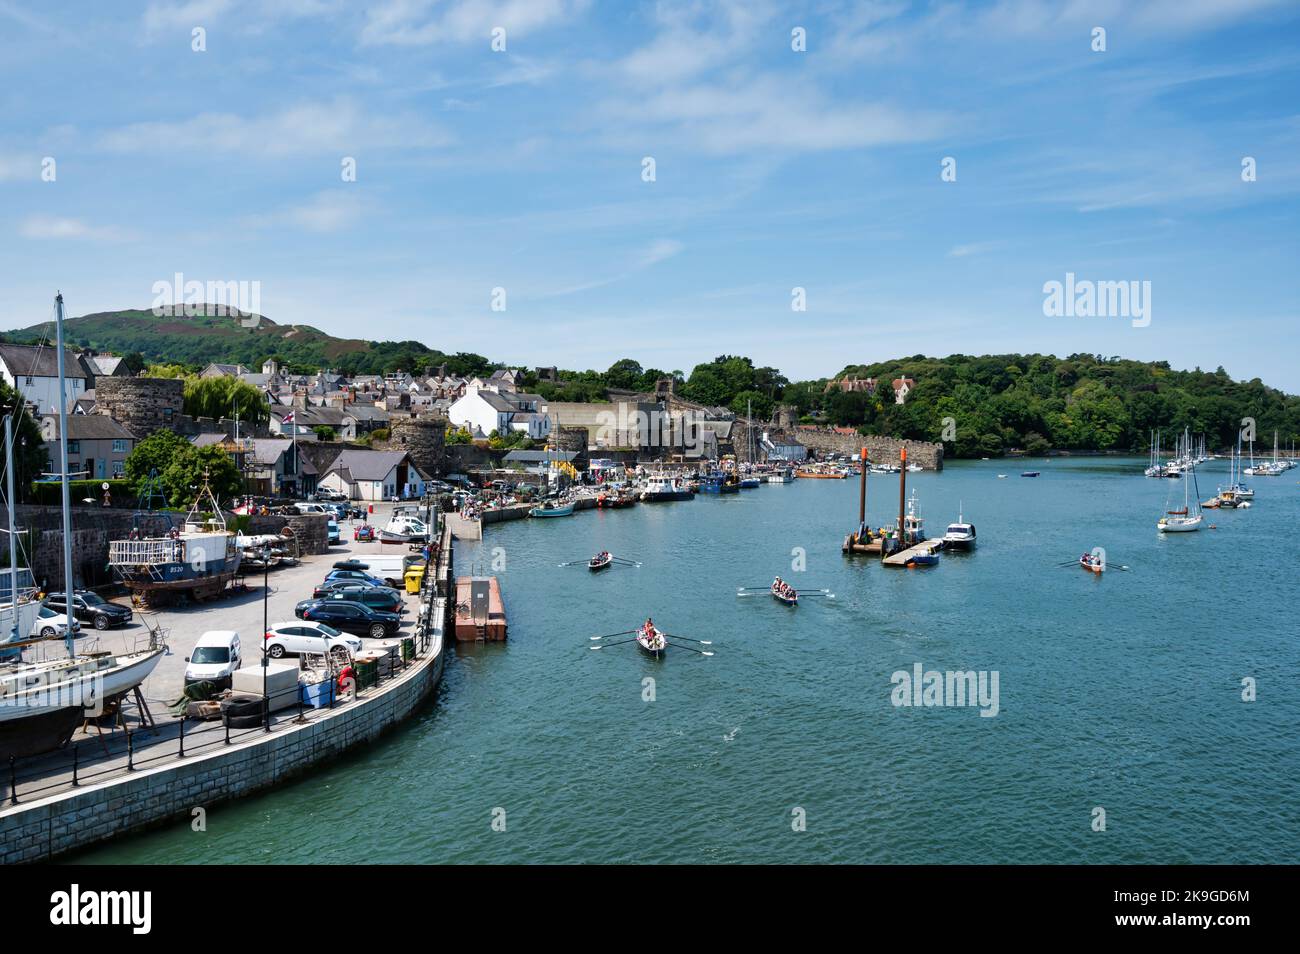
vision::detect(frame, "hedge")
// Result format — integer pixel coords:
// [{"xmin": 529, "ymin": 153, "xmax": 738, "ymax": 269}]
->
[{"xmin": 29, "ymin": 479, "xmax": 134, "ymax": 506}]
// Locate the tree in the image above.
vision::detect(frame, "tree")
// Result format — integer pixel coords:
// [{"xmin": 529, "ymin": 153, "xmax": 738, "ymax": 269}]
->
[
  {"xmin": 183, "ymin": 376, "xmax": 268, "ymax": 425},
  {"xmin": 1, "ymin": 380, "xmax": 46, "ymax": 503},
  {"xmin": 124, "ymin": 430, "xmax": 191, "ymax": 495},
  {"xmin": 160, "ymin": 445, "xmax": 242, "ymax": 508},
  {"xmin": 313, "ymin": 425, "xmax": 336, "ymax": 442}
]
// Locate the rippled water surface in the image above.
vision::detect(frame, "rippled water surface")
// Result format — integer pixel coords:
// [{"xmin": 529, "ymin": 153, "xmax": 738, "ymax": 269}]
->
[{"xmin": 73, "ymin": 458, "xmax": 1300, "ymax": 863}]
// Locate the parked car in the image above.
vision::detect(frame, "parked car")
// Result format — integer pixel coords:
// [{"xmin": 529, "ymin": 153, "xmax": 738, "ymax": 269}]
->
[
  {"xmin": 44, "ymin": 591, "xmax": 133, "ymax": 630},
  {"xmin": 354, "ymin": 524, "xmax": 376, "ymax": 542},
  {"xmin": 327, "ymin": 519, "xmax": 340, "ymax": 545},
  {"xmin": 303, "ymin": 583, "xmax": 404, "ymax": 612},
  {"xmin": 30, "ymin": 605, "xmax": 80, "ymax": 639},
  {"xmin": 295, "ymin": 600, "xmax": 401, "ymax": 638},
  {"xmin": 264, "ymin": 621, "xmax": 363, "ymax": 660},
  {"xmin": 184, "ymin": 631, "xmax": 242, "ymax": 689},
  {"xmin": 323, "ymin": 568, "xmax": 388, "ymax": 588}
]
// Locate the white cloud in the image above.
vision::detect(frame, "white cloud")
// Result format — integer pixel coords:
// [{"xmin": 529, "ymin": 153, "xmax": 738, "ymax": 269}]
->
[
  {"xmin": 360, "ymin": 0, "xmax": 586, "ymax": 46},
  {"xmin": 19, "ymin": 216, "xmax": 133, "ymax": 241},
  {"xmin": 97, "ymin": 98, "xmax": 450, "ymax": 157},
  {"xmin": 245, "ymin": 191, "xmax": 367, "ymax": 234},
  {"xmin": 142, "ymin": 0, "xmax": 233, "ymax": 33},
  {"xmin": 0, "ymin": 154, "xmax": 34, "ymax": 182},
  {"xmin": 949, "ymin": 242, "xmax": 1003, "ymax": 258}
]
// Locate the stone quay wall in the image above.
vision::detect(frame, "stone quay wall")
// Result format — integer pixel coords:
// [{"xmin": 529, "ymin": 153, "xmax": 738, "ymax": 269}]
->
[
  {"xmin": 0, "ymin": 602, "xmax": 447, "ymax": 864},
  {"xmin": 93, "ymin": 377, "xmax": 184, "ymax": 440},
  {"xmin": 792, "ymin": 430, "xmax": 945, "ymax": 470},
  {"xmin": 3, "ymin": 506, "xmax": 329, "ymax": 590}
]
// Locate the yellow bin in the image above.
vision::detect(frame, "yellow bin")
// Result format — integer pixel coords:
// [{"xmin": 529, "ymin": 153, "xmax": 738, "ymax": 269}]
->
[{"xmin": 404, "ymin": 565, "xmax": 426, "ymax": 594}]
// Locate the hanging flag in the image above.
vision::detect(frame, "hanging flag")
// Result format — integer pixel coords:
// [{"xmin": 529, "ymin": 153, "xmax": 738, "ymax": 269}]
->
[{"xmin": 282, "ymin": 411, "xmax": 295, "ymax": 424}]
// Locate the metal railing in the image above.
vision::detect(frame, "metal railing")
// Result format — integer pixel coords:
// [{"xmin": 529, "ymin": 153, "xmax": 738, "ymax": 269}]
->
[{"xmin": 3, "ymin": 523, "xmax": 449, "ymax": 810}]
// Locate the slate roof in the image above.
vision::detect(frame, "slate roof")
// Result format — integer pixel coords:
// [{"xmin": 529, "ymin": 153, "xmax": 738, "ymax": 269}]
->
[
  {"xmin": 0, "ymin": 343, "xmax": 89, "ymax": 379},
  {"xmin": 322, "ymin": 449, "xmax": 414, "ymax": 482}
]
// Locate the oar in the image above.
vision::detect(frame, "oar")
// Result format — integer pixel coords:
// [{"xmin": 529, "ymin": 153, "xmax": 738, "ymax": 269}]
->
[
  {"xmin": 590, "ymin": 637, "xmax": 639, "ymax": 650},
  {"xmin": 610, "ymin": 559, "xmax": 641, "ymax": 566},
  {"xmin": 557, "ymin": 560, "xmax": 591, "ymax": 567},
  {"xmin": 796, "ymin": 591, "xmax": 835, "ymax": 599},
  {"xmin": 660, "ymin": 632, "xmax": 712, "ymax": 645},
  {"xmin": 589, "ymin": 629, "xmax": 636, "ymax": 640},
  {"xmin": 666, "ymin": 642, "xmax": 714, "ymax": 656}
]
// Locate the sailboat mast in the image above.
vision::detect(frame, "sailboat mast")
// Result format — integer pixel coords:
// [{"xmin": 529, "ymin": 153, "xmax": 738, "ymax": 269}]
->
[
  {"xmin": 54, "ymin": 293, "xmax": 75, "ymax": 657},
  {"xmin": 4, "ymin": 415, "xmax": 17, "ymax": 643}
]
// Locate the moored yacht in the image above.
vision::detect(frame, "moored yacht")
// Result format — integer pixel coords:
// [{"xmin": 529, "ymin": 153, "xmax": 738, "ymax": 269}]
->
[{"xmin": 941, "ymin": 504, "xmax": 977, "ymax": 551}]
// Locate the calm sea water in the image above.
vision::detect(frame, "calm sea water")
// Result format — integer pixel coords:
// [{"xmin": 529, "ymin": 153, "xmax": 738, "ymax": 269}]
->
[{"xmin": 71, "ymin": 458, "xmax": 1299, "ymax": 864}]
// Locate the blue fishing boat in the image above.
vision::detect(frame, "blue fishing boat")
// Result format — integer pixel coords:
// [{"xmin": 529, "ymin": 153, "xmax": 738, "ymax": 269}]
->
[
  {"xmin": 530, "ymin": 500, "xmax": 575, "ymax": 517},
  {"xmin": 699, "ymin": 471, "xmax": 740, "ymax": 494}
]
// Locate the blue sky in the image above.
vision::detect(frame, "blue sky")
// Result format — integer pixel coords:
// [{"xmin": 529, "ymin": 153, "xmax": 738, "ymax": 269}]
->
[{"xmin": 1, "ymin": 0, "xmax": 1298, "ymax": 388}]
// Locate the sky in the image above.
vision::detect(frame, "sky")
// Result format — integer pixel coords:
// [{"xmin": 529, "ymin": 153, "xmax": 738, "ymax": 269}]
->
[{"xmin": 1, "ymin": 0, "xmax": 1298, "ymax": 389}]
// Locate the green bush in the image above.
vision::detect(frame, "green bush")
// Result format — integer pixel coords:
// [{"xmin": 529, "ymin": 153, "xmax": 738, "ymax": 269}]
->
[{"xmin": 30, "ymin": 478, "xmax": 134, "ymax": 506}]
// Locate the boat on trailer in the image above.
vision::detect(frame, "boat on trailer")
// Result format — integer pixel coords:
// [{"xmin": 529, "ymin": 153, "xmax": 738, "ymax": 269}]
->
[{"xmin": 109, "ymin": 474, "xmax": 241, "ymax": 605}]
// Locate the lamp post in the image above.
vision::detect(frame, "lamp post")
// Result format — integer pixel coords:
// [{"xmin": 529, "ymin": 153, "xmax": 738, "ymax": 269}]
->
[{"xmin": 261, "ymin": 542, "xmax": 271, "ymax": 731}]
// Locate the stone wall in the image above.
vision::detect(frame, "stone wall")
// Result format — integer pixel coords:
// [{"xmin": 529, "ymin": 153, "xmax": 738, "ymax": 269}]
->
[
  {"xmin": 791, "ymin": 430, "xmax": 945, "ymax": 470},
  {"xmin": 93, "ymin": 377, "xmax": 184, "ymax": 440},
  {"xmin": 0, "ymin": 607, "xmax": 446, "ymax": 864},
  {"xmin": 1, "ymin": 506, "xmax": 330, "ymax": 590}
]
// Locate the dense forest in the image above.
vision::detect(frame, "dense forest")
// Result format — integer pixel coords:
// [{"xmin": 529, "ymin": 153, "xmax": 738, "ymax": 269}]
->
[{"xmin": 522, "ymin": 353, "xmax": 1300, "ymax": 457}]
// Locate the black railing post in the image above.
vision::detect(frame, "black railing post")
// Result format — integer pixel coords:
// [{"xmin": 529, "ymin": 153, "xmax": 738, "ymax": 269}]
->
[
  {"xmin": 177, "ymin": 715, "xmax": 185, "ymax": 758},
  {"xmin": 224, "ymin": 714, "xmax": 231, "ymax": 744},
  {"xmin": 71, "ymin": 742, "xmax": 79, "ymax": 787},
  {"xmin": 328, "ymin": 673, "xmax": 336, "ymax": 709},
  {"xmin": 8, "ymin": 756, "xmax": 17, "ymax": 805},
  {"xmin": 263, "ymin": 694, "xmax": 270, "ymax": 732},
  {"xmin": 127, "ymin": 727, "xmax": 134, "ymax": 771}
]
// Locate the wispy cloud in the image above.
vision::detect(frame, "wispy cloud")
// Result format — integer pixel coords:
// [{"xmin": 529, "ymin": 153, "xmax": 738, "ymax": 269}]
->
[
  {"xmin": 97, "ymin": 98, "xmax": 450, "ymax": 157},
  {"xmin": 19, "ymin": 215, "xmax": 133, "ymax": 242},
  {"xmin": 0, "ymin": 154, "xmax": 35, "ymax": 182},
  {"xmin": 142, "ymin": 0, "xmax": 233, "ymax": 34},
  {"xmin": 244, "ymin": 190, "xmax": 368, "ymax": 233},
  {"xmin": 359, "ymin": 0, "xmax": 586, "ymax": 47},
  {"xmin": 949, "ymin": 241, "xmax": 1003, "ymax": 258},
  {"xmin": 540, "ymin": 238, "xmax": 684, "ymax": 298}
]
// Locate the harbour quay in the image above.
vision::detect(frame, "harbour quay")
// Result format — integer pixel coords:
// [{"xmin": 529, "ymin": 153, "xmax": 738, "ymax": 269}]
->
[{"xmin": 0, "ymin": 520, "xmax": 452, "ymax": 864}]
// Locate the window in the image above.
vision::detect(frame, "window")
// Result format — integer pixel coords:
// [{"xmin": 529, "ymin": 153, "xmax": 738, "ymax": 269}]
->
[
  {"xmin": 163, "ymin": 408, "xmax": 173, "ymax": 420},
  {"xmin": 113, "ymin": 439, "xmax": 128, "ymax": 453},
  {"xmin": 112, "ymin": 461, "xmax": 124, "ymax": 477}
]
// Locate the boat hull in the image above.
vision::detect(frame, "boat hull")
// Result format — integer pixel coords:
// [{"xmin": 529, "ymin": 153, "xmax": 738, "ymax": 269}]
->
[
  {"xmin": 530, "ymin": 504, "xmax": 575, "ymax": 517},
  {"xmin": 771, "ymin": 588, "xmax": 797, "ymax": 606},
  {"xmin": 640, "ymin": 490, "xmax": 692, "ymax": 502},
  {"xmin": 588, "ymin": 558, "xmax": 612, "ymax": 572}
]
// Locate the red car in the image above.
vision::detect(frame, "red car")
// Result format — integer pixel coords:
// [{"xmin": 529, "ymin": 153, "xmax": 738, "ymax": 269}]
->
[{"xmin": 354, "ymin": 524, "xmax": 376, "ymax": 542}]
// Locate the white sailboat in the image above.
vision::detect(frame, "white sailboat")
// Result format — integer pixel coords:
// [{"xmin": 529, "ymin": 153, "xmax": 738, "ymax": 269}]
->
[
  {"xmin": 0, "ymin": 293, "xmax": 165, "ymax": 761},
  {"xmin": 1158, "ymin": 430, "xmax": 1202, "ymax": 532}
]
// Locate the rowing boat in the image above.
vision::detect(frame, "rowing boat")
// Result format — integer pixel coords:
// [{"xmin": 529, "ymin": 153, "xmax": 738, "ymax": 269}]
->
[
  {"xmin": 588, "ymin": 552, "xmax": 612, "ymax": 572},
  {"xmin": 636, "ymin": 623, "xmax": 667, "ymax": 658},
  {"xmin": 771, "ymin": 584, "xmax": 797, "ymax": 606}
]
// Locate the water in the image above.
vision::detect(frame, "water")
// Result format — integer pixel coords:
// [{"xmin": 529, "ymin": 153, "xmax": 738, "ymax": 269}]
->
[{"xmin": 71, "ymin": 458, "xmax": 1299, "ymax": 863}]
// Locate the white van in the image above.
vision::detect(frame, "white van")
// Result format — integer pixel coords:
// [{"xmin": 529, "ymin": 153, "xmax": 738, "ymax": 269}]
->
[
  {"xmin": 343, "ymin": 555, "xmax": 407, "ymax": 587},
  {"xmin": 185, "ymin": 631, "xmax": 242, "ymax": 689}
]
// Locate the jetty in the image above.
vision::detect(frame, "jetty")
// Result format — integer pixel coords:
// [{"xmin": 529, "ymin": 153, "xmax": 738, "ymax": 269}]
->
[
  {"xmin": 453, "ymin": 575, "xmax": 508, "ymax": 641},
  {"xmin": 882, "ymin": 539, "xmax": 944, "ymax": 567},
  {"xmin": 842, "ymin": 447, "xmax": 883, "ymax": 554}
]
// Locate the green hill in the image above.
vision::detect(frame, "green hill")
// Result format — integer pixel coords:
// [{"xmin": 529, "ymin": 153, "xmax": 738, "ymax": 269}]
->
[{"xmin": 2, "ymin": 307, "xmax": 479, "ymax": 377}]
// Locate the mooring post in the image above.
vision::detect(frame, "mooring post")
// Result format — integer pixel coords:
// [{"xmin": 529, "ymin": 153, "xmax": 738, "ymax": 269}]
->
[
  {"xmin": 858, "ymin": 447, "xmax": 868, "ymax": 532},
  {"xmin": 898, "ymin": 447, "xmax": 908, "ymax": 545}
]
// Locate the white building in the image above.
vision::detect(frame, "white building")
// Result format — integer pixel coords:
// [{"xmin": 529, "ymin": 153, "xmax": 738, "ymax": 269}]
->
[
  {"xmin": 0, "ymin": 344, "xmax": 89, "ymax": 414},
  {"xmin": 317, "ymin": 450, "xmax": 426, "ymax": 501}
]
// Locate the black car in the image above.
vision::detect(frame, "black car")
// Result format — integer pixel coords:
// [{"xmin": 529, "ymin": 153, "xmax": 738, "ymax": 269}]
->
[
  {"xmin": 300, "ymin": 585, "xmax": 404, "ymax": 613},
  {"xmin": 45, "ymin": 591, "xmax": 133, "ymax": 630},
  {"xmin": 295, "ymin": 600, "xmax": 401, "ymax": 638}
]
